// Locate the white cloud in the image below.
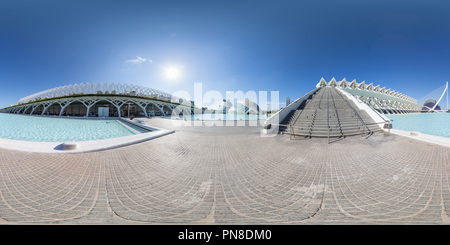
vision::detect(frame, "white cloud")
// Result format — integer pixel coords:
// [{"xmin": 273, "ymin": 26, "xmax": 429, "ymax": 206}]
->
[{"xmin": 125, "ymin": 56, "xmax": 152, "ymax": 64}]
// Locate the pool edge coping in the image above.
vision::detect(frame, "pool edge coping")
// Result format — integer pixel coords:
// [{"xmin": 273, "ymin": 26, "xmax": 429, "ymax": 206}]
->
[
  {"xmin": 389, "ymin": 129, "xmax": 450, "ymax": 148},
  {"xmin": 0, "ymin": 118, "xmax": 175, "ymax": 154}
]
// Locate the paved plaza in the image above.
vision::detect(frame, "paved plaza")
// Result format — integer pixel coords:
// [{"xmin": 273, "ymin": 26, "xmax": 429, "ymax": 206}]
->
[{"xmin": 0, "ymin": 117, "xmax": 449, "ymax": 224}]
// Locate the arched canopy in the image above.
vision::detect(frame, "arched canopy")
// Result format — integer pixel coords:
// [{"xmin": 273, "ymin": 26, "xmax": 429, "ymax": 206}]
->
[
  {"xmin": 17, "ymin": 82, "xmax": 185, "ymax": 105},
  {"xmin": 5, "ymin": 95, "xmax": 196, "ymax": 118}
]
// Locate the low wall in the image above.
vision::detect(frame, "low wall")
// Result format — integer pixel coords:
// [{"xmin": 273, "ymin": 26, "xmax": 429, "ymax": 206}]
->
[{"xmin": 337, "ymin": 88, "xmax": 390, "ymax": 129}]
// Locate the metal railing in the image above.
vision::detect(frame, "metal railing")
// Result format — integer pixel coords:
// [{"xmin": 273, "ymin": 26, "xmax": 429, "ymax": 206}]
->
[
  {"xmin": 334, "ymin": 88, "xmax": 371, "ymax": 137},
  {"xmin": 327, "ymin": 87, "xmax": 330, "ymax": 143},
  {"xmin": 285, "ymin": 120, "xmax": 388, "ymax": 140},
  {"xmin": 366, "ymin": 103, "xmax": 393, "ymax": 132}
]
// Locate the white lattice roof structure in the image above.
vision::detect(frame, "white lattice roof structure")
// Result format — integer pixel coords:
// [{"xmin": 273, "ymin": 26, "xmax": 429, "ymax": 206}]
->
[{"xmin": 18, "ymin": 82, "xmax": 174, "ymax": 104}]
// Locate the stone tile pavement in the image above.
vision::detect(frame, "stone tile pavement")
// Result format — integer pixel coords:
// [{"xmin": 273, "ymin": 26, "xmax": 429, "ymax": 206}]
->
[{"xmin": 0, "ymin": 118, "xmax": 448, "ymax": 224}]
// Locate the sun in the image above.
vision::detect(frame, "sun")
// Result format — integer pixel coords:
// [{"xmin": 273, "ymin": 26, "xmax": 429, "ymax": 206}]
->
[{"xmin": 164, "ymin": 67, "xmax": 181, "ymax": 80}]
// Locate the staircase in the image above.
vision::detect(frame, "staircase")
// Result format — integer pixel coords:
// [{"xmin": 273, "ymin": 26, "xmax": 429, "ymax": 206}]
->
[{"xmin": 280, "ymin": 87, "xmax": 382, "ymax": 138}]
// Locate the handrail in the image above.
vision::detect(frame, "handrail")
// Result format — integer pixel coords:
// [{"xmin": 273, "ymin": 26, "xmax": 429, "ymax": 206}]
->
[
  {"xmin": 369, "ymin": 103, "xmax": 393, "ymax": 133},
  {"xmin": 327, "ymin": 87, "xmax": 330, "ymax": 143},
  {"xmin": 289, "ymin": 123, "xmax": 293, "ymax": 140},
  {"xmin": 264, "ymin": 87, "xmax": 320, "ymax": 128},
  {"xmin": 366, "ymin": 103, "xmax": 391, "ymax": 123},
  {"xmin": 291, "ymin": 88, "xmax": 324, "ymax": 139},
  {"xmin": 284, "ymin": 120, "xmax": 388, "ymax": 137},
  {"xmin": 335, "ymin": 88, "xmax": 370, "ymax": 136},
  {"xmin": 287, "ymin": 121, "xmax": 386, "ymax": 129},
  {"xmin": 318, "ymin": 87, "xmax": 326, "ymax": 110},
  {"xmin": 291, "ymin": 89, "xmax": 321, "ymax": 126},
  {"xmin": 329, "ymin": 87, "xmax": 343, "ymax": 138},
  {"xmin": 291, "ymin": 108, "xmax": 304, "ymax": 126}
]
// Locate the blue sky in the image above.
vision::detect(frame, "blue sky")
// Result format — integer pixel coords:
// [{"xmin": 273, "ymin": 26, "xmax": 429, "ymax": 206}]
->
[{"xmin": 1, "ymin": 0, "xmax": 449, "ymax": 109}]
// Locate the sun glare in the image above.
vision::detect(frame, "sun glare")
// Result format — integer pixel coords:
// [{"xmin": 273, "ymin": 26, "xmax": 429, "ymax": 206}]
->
[{"xmin": 164, "ymin": 67, "xmax": 181, "ymax": 80}]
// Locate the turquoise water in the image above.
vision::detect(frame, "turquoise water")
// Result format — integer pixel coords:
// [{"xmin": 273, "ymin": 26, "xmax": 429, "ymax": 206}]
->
[
  {"xmin": 386, "ymin": 113, "xmax": 450, "ymax": 138},
  {"xmin": 173, "ymin": 113, "xmax": 268, "ymax": 120},
  {"xmin": 0, "ymin": 113, "xmax": 139, "ymax": 142}
]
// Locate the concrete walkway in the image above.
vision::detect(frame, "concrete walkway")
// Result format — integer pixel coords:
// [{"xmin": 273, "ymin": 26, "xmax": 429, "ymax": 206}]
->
[{"xmin": 0, "ymin": 117, "xmax": 448, "ymax": 224}]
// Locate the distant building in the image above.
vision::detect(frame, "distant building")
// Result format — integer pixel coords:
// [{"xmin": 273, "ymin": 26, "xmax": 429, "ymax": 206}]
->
[
  {"xmin": 228, "ymin": 99, "xmax": 260, "ymax": 115},
  {"xmin": 217, "ymin": 99, "xmax": 232, "ymax": 113},
  {"xmin": 286, "ymin": 97, "xmax": 290, "ymax": 106},
  {"xmin": 422, "ymin": 99, "xmax": 441, "ymax": 112}
]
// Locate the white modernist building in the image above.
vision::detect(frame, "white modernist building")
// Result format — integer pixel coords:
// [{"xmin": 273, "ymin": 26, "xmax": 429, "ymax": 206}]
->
[
  {"xmin": 217, "ymin": 99, "xmax": 233, "ymax": 113},
  {"xmin": 216, "ymin": 99, "xmax": 261, "ymax": 115},
  {"xmin": 1, "ymin": 82, "xmax": 200, "ymax": 118},
  {"xmin": 228, "ymin": 99, "xmax": 261, "ymax": 115},
  {"xmin": 317, "ymin": 77, "xmax": 421, "ymax": 114}
]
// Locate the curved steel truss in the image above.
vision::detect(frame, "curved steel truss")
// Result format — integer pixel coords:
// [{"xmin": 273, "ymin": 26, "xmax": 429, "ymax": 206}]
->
[{"xmin": 17, "ymin": 82, "xmax": 177, "ymax": 104}]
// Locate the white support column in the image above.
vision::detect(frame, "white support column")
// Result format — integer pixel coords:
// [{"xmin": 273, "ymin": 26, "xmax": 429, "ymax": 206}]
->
[
  {"xmin": 173, "ymin": 105, "xmax": 191, "ymax": 117},
  {"xmin": 19, "ymin": 106, "xmax": 26, "ymax": 114},
  {"xmin": 151, "ymin": 103, "xmax": 166, "ymax": 116},
  {"xmin": 106, "ymin": 98, "xmax": 129, "ymax": 118},
  {"xmin": 22, "ymin": 105, "xmax": 31, "ymax": 114},
  {"xmin": 29, "ymin": 104, "xmax": 40, "ymax": 115},
  {"xmin": 181, "ymin": 105, "xmax": 192, "ymax": 116},
  {"xmin": 168, "ymin": 105, "xmax": 176, "ymax": 116},
  {"xmin": 58, "ymin": 100, "xmax": 75, "ymax": 116},
  {"xmin": 134, "ymin": 100, "xmax": 149, "ymax": 117},
  {"xmin": 80, "ymin": 99, "xmax": 100, "ymax": 117},
  {"xmin": 41, "ymin": 102, "xmax": 55, "ymax": 115}
]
